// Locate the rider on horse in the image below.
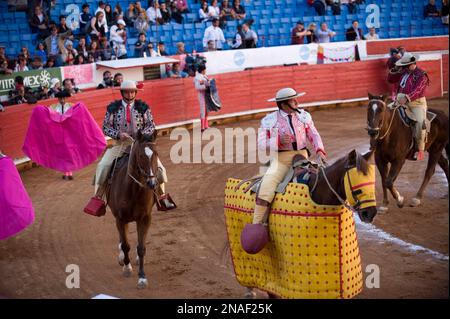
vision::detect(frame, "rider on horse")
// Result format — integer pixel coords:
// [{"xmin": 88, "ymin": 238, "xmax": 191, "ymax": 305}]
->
[
  {"xmin": 91, "ymin": 80, "xmax": 175, "ymax": 211},
  {"xmin": 252, "ymin": 88, "xmax": 327, "ymax": 225},
  {"xmin": 388, "ymin": 52, "xmax": 430, "ymax": 161}
]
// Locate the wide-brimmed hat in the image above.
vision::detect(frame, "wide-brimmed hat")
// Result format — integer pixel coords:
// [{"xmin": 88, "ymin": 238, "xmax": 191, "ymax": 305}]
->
[
  {"xmin": 395, "ymin": 52, "xmax": 417, "ymax": 67},
  {"xmin": 267, "ymin": 87, "xmax": 306, "ymax": 102},
  {"xmin": 118, "ymin": 80, "xmax": 143, "ymax": 91}
]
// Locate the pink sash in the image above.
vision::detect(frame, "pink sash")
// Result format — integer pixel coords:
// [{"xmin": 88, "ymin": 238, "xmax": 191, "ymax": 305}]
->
[{"xmin": 22, "ymin": 102, "xmax": 107, "ymax": 172}]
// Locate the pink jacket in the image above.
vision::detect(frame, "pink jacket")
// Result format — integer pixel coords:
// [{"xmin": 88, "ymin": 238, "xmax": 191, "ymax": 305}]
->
[{"xmin": 258, "ymin": 110, "xmax": 325, "ymax": 154}]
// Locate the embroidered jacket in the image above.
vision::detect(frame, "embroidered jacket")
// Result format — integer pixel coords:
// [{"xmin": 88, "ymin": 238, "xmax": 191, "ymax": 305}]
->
[
  {"xmin": 387, "ymin": 67, "xmax": 430, "ymax": 102},
  {"xmin": 102, "ymin": 99, "xmax": 155, "ymax": 140},
  {"xmin": 258, "ymin": 110, "xmax": 325, "ymax": 154}
]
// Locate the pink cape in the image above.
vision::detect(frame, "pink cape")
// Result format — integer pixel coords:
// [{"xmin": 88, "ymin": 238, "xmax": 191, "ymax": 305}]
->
[
  {"xmin": 0, "ymin": 156, "xmax": 35, "ymax": 240},
  {"xmin": 22, "ymin": 102, "xmax": 107, "ymax": 172}
]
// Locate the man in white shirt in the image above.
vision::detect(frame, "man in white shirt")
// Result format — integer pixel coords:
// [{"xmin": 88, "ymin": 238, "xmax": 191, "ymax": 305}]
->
[
  {"xmin": 146, "ymin": 1, "xmax": 163, "ymax": 24},
  {"xmin": 203, "ymin": 18, "xmax": 226, "ymax": 50},
  {"xmin": 110, "ymin": 19, "xmax": 127, "ymax": 59},
  {"xmin": 242, "ymin": 23, "xmax": 257, "ymax": 48},
  {"xmin": 317, "ymin": 22, "xmax": 336, "ymax": 43},
  {"xmin": 95, "ymin": 1, "xmax": 106, "ymax": 16},
  {"xmin": 365, "ymin": 27, "xmax": 380, "ymax": 40}
]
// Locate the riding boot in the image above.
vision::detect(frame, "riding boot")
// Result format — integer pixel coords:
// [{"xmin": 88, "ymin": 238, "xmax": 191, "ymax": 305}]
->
[{"xmin": 157, "ymin": 193, "xmax": 177, "ymax": 211}]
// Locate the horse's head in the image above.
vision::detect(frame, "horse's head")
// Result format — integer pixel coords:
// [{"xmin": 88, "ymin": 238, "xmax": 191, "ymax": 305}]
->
[
  {"xmin": 132, "ymin": 130, "xmax": 158, "ymax": 189},
  {"xmin": 344, "ymin": 149, "xmax": 378, "ymax": 223},
  {"xmin": 366, "ymin": 93, "xmax": 388, "ymax": 145}
]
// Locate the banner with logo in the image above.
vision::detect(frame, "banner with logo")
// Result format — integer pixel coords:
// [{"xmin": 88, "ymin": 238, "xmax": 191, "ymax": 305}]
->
[
  {"xmin": 0, "ymin": 67, "xmax": 62, "ymax": 96},
  {"xmin": 61, "ymin": 64, "xmax": 95, "ymax": 89}
]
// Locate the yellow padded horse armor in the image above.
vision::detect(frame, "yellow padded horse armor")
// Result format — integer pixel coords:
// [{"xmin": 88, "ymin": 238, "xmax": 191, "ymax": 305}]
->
[{"xmin": 224, "ymin": 178, "xmax": 364, "ymax": 299}]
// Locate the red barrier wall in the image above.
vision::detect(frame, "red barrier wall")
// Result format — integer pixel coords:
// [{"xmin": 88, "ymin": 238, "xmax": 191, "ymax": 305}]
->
[
  {"xmin": 0, "ymin": 58, "xmax": 443, "ymax": 160},
  {"xmin": 443, "ymin": 54, "xmax": 449, "ymax": 92},
  {"xmin": 366, "ymin": 36, "xmax": 449, "ymax": 55}
]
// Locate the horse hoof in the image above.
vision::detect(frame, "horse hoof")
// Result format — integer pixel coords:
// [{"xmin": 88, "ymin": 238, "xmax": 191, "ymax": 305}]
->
[
  {"xmin": 123, "ymin": 264, "xmax": 133, "ymax": 277},
  {"xmin": 244, "ymin": 290, "xmax": 257, "ymax": 299},
  {"xmin": 137, "ymin": 278, "xmax": 148, "ymax": 289},
  {"xmin": 396, "ymin": 195, "xmax": 404, "ymax": 208},
  {"xmin": 378, "ymin": 206, "xmax": 388, "ymax": 214},
  {"xmin": 410, "ymin": 197, "xmax": 421, "ymax": 207}
]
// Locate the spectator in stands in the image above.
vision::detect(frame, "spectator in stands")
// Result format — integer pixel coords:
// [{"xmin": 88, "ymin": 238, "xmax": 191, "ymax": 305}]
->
[
  {"xmin": 135, "ymin": 9, "xmax": 150, "ymax": 33},
  {"xmin": 0, "ymin": 45, "xmax": 7, "ymax": 63},
  {"xmin": 219, "ymin": 0, "xmax": 234, "ymax": 28},
  {"xmin": 330, "ymin": 0, "xmax": 341, "ymax": 15},
  {"xmin": 79, "ymin": 3, "xmax": 92, "ymax": 34},
  {"xmin": 76, "ymin": 37, "xmax": 89, "ymax": 60},
  {"xmin": 365, "ymin": 27, "xmax": 379, "ymax": 40},
  {"xmin": 20, "ymin": 47, "xmax": 32, "ymax": 65},
  {"xmin": 147, "ymin": 1, "xmax": 164, "ymax": 25},
  {"xmin": 14, "ymin": 57, "xmax": 29, "ymax": 72},
  {"xmin": 97, "ymin": 70, "xmax": 114, "ymax": 89},
  {"xmin": 88, "ymin": 40, "xmax": 102, "ymax": 61},
  {"xmin": 232, "ymin": 0, "xmax": 246, "ymax": 20},
  {"xmin": 50, "ymin": 78, "xmax": 61, "ymax": 96},
  {"xmin": 318, "ymin": 22, "xmax": 336, "ymax": 43},
  {"xmin": 424, "ymin": 0, "xmax": 440, "ymax": 18},
  {"xmin": 135, "ymin": 32, "xmax": 150, "ymax": 57},
  {"xmin": 442, "ymin": 0, "xmax": 449, "ymax": 24},
  {"xmin": 104, "ymin": 4, "xmax": 115, "ymax": 27},
  {"xmin": 45, "ymin": 56, "xmax": 56, "ymax": 68},
  {"xmin": 242, "ymin": 23, "xmax": 257, "ymax": 48},
  {"xmin": 135, "ymin": 1, "xmax": 144, "ymax": 15},
  {"xmin": 203, "ymin": 18, "xmax": 226, "ymax": 51},
  {"xmin": 169, "ymin": 1, "xmax": 184, "ymax": 24},
  {"xmin": 158, "ymin": 41, "xmax": 169, "ymax": 56},
  {"xmin": 0, "ymin": 59, "xmax": 13, "ymax": 75},
  {"xmin": 58, "ymin": 15, "xmax": 70, "ymax": 34},
  {"xmin": 230, "ymin": 24, "xmax": 244, "ymax": 49},
  {"xmin": 90, "ymin": 11, "xmax": 108, "ymax": 42},
  {"xmin": 34, "ymin": 42, "xmax": 48, "ymax": 65},
  {"xmin": 160, "ymin": 2, "xmax": 172, "ymax": 24},
  {"xmin": 125, "ymin": 3, "xmax": 138, "ymax": 25},
  {"xmin": 208, "ymin": 0, "xmax": 220, "ymax": 20},
  {"xmin": 312, "ymin": 0, "xmax": 326, "ymax": 16},
  {"xmin": 173, "ymin": 0, "xmax": 189, "ymax": 13},
  {"xmin": 110, "ymin": 19, "xmax": 128, "ymax": 60},
  {"xmin": 291, "ymin": 21, "xmax": 310, "ymax": 45},
  {"xmin": 148, "ymin": 42, "xmax": 159, "ymax": 57},
  {"xmin": 36, "ymin": 83, "xmax": 52, "ymax": 100},
  {"xmin": 346, "ymin": 0, "xmax": 358, "ymax": 15},
  {"xmin": 99, "ymin": 37, "xmax": 113, "ymax": 60},
  {"xmin": 168, "ymin": 62, "xmax": 188, "ymax": 78},
  {"xmin": 95, "ymin": 1, "xmax": 107, "ymax": 16},
  {"xmin": 113, "ymin": 4, "xmax": 124, "ymax": 24},
  {"xmin": 345, "ymin": 20, "xmax": 365, "ymax": 41},
  {"xmin": 60, "ymin": 40, "xmax": 77, "ymax": 66},
  {"xmin": 8, "ymin": 86, "xmax": 32, "ymax": 105},
  {"xmin": 113, "ymin": 73, "xmax": 123, "ymax": 87},
  {"xmin": 63, "ymin": 78, "xmax": 81, "ymax": 95},
  {"xmin": 176, "ymin": 42, "xmax": 187, "ymax": 55},
  {"xmin": 30, "ymin": 56, "xmax": 44, "ymax": 70},
  {"xmin": 29, "ymin": 5, "xmax": 50, "ymax": 40},
  {"xmin": 75, "ymin": 54, "xmax": 85, "ymax": 65},
  {"xmin": 28, "ymin": 0, "xmax": 53, "ymax": 20},
  {"xmin": 306, "ymin": 22, "xmax": 319, "ymax": 43}
]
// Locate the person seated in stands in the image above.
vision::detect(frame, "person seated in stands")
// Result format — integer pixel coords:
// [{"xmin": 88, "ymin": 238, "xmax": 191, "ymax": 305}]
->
[
  {"xmin": 330, "ymin": 0, "xmax": 341, "ymax": 15},
  {"xmin": 158, "ymin": 41, "xmax": 169, "ymax": 56},
  {"xmin": 97, "ymin": 71, "xmax": 114, "ymax": 89},
  {"xmin": 173, "ymin": 0, "xmax": 189, "ymax": 13},
  {"xmin": 113, "ymin": 4, "xmax": 124, "ymax": 24},
  {"xmin": 29, "ymin": 5, "xmax": 50, "ymax": 40},
  {"xmin": 345, "ymin": 20, "xmax": 365, "ymax": 41},
  {"xmin": 49, "ymin": 78, "xmax": 61, "ymax": 97},
  {"xmin": 199, "ymin": 1, "xmax": 213, "ymax": 22},
  {"xmin": 312, "ymin": 0, "xmax": 327, "ymax": 16},
  {"xmin": 90, "ymin": 11, "xmax": 108, "ymax": 42},
  {"xmin": 306, "ymin": 22, "xmax": 319, "ymax": 43},
  {"xmin": 232, "ymin": 0, "xmax": 246, "ymax": 20},
  {"xmin": 14, "ymin": 56, "xmax": 29, "ymax": 73},
  {"xmin": 44, "ymin": 26, "xmax": 70, "ymax": 65},
  {"xmin": 88, "ymin": 40, "xmax": 102, "ymax": 62},
  {"xmin": 113, "ymin": 73, "xmax": 124, "ymax": 87},
  {"xmin": 58, "ymin": 15, "xmax": 70, "ymax": 34},
  {"xmin": 30, "ymin": 56, "xmax": 44, "ymax": 70},
  {"xmin": 365, "ymin": 27, "xmax": 379, "ymax": 40},
  {"xmin": 36, "ymin": 83, "xmax": 52, "ymax": 100},
  {"xmin": 148, "ymin": 42, "xmax": 160, "ymax": 57},
  {"xmin": 79, "ymin": 3, "xmax": 92, "ymax": 34},
  {"xmin": 134, "ymin": 9, "xmax": 150, "ymax": 34},
  {"xmin": 74, "ymin": 54, "xmax": 85, "ymax": 65},
  {"xmin": 220, "ymin": 0, "xmax": 234, "ymax": 28},
  {"xmin": 318, "ymin": 22, "xmax": 336, "ymax": 43},
  {"xmin": 60, "ymin": 40, "xmax": 77, "ymax": 66},
  {"xmin": 8, "ymin": 85, "xmax": 36, "ymax": 105},
  {"xmin": 170, "ymin": 0, "xmax": 186, "ymax": 24},
  {"xmin": 208, "ymin": 0, "xmax": 220, "ymax": 20},
  {"xmin": 99, "ymin": 38, "xmax": 113, "ymax": 60},
  {"xmin": 134, "ymin": 32, "xmax": 150, "ymax": 57},
  {"xmin": 168, "ymin": 62, "xmax": 188, "ymax": 78},
  {"xmin": 242, "ymin": 23, "xmax": 257, "ymax": 49},
  {"xmin": 160, "ymin": 2, "xmax": 172, "ymax": 24},
  {"xmin": 345, "ymin": 0, "xmax": 358, "ymax": 14},
  {"xmin": 0, "ymin": 46, "xmax": 7, "ymax": 63},
  {"xmin": 45, "ymin": 56, "xmax": 56, "ymax": 68},
  {"xmin": 424, "ymin": 0, "xmax": 440, "ymax": 18},
  {"xmin": 0, "ymin": 59, "xmax": 13, "ymax": 75},
  {"xmin": 291, "ymin": 21, "xmax": 310, "ymax": 45},
  {"xmin": 62, "ymin": 78, "xmax": 81, "ymax": 96},
  {"xmin": 19, "ymin": 47, "xmax": 32, "ymax": 65},
  {"xmin": 104, "ymin": 4, "xmax": 115, "ymax": 27},
  {"xmin": 35, "ymin": 42, "xmax": 48, "ymax": 65},
  {"xmin": 95, "ymin": 1, "xmax": 107, "ymax": 16},
  {"xmin": 146, "ymin": 1, "xmax": 164, "ymax": 25},
  {"xmin": 125, "ymin": 3, "xmax": 138, "ymax": 26},
  {"xmin": 175, "ymin": 42, "xmax": 187, "ymax": 55},
  {"xmin": 76, "ymin": 37, "xmax": 89, "ymax": 60}
]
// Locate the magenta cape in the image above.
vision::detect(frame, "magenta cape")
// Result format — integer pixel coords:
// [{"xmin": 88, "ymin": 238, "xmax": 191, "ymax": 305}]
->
[
  {"xmin": 0, "ymin": 156, "xmax": 35, "ymax": 240},
  {"xmin": 22, "ymin": 102, "xmax": 107, "ymax": 172}
]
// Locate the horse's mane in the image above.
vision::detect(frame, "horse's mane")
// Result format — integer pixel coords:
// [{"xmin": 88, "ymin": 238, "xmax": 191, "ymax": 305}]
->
[{"xmin": 328, "ymin": 151, "xmax": 370, "ymax": 175}]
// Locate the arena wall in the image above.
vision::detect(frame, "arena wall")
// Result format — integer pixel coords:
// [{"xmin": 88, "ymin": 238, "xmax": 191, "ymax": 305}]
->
[
  {"xmin": 366, "ymin": 36, "xmax": 449, "ymax": 55},
  {"xmin": 0, "ymin": 57, "xmax": 444, "ymax": 160}
]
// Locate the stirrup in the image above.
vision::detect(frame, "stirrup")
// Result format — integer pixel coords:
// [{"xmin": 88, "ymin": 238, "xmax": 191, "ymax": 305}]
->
[
  {"xmin": 156, "ymin": 193, "xmax": 177, "ymax": 211},
  {"xmin": 84, "ymin": 196, "xmax": 106, "ymax": 217}
]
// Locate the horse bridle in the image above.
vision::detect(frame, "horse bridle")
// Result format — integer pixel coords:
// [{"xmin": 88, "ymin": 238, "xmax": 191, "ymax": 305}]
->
[
  {"xmin": 127, "ymin": 138, "xmax": 158, "ymax": 189},
  {"xmin": 367, "ymin": 98, "xmax": 399, "ymax": 141}
]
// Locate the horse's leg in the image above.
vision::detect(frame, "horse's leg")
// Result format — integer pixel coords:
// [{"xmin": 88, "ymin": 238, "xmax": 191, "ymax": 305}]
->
[
  {"xmin": 375, "ymin": 154, "xmax": 390, "ymax": 212},
  {"xmin": 136, "ymin": 214, "xmax": 151, "ymax": 289},
  {"xmin": 411, "ymin": 147, "xmax": 444, "ymax": 206},
  {"xmin": 385, "ymin": 159, "xmax": 406, "ymax": 208},
  {"xmin": 437, "ymin": 151, "xmax": 449, "ymax": 184},
  {"xmin": 244, "ymin": 287, "xmax": 257, "ymax": 299},
  {"xmin": 116, "ymin": 219, "xmax": 132, "ymax": 277}
]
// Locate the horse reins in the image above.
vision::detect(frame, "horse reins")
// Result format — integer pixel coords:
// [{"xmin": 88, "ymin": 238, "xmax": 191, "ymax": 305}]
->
[{"xmin": 368, "ymin": 99, "xmax": 399, "ymax": 141}]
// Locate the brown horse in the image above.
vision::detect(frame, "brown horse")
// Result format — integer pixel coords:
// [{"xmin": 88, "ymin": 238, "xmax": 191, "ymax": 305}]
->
[
  {"xmin": 366, "ymin": 93, "xmax": 449, "ymax": 211},
  {"xmin": 106, "ymin": 130, "xmax": 159, "ymax": 289}
]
